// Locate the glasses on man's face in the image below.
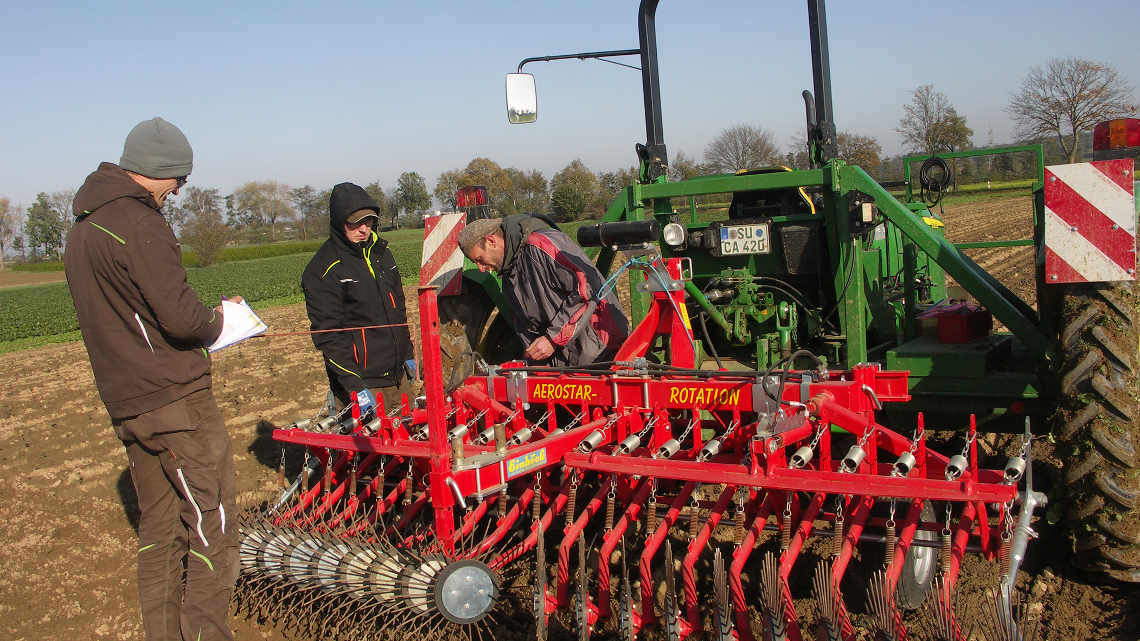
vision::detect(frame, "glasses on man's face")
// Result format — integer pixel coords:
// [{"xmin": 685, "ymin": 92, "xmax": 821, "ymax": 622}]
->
[{"xmin": 174, "ymin": 176, "xmax": 188, "ymax": 190}]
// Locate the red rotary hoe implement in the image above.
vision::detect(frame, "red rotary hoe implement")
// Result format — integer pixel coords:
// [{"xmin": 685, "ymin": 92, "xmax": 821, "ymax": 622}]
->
[{"xmin": 236, "ymin": 253, "xmax": 1046, "ymax": 641}]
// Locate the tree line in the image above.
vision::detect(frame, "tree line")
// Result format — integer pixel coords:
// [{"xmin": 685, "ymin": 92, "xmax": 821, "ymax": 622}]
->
[{"xmin": 1, "ymin": 56, "xmax": 1132, "ymax": 269}]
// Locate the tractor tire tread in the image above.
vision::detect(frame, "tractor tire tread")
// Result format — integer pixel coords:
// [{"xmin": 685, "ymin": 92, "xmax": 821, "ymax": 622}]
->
[
  {"xmin": 1054, "ymin": 277, "xmax": 1140, "ymax": 584},
  {"xmin": 1098, "ymin": 514, "xmax": 1140, "ymax": 545},
  {"xmin": 1091, "ymin": 424, "xmax": 1138, "ymax": 468},
  {"xmin": 1093, "ymin": 468, "xmax": 1138, "ymax": 509},
  {"xmin": 1064, "ymin": 449, "xmax": 1103, "ymax": 485}
]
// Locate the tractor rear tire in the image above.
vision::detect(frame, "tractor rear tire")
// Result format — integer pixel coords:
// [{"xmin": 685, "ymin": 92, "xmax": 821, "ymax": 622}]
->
[
  {"xmin": 1054, "ymin": 281, "xmax": 1140, "ymax": 583},
  {"xmin": 437, "ymin": 279, "xmax": 521, "ymax": 389}
]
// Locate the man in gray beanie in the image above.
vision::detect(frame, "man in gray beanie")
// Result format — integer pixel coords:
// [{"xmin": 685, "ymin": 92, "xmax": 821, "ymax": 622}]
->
[
  {"xmin": 65, "ymin": 118, "xmax": 242, "ymax": 641},
  {"xmin": 457, "ymin": 214, "xmax": 629, "ymax": 367}
]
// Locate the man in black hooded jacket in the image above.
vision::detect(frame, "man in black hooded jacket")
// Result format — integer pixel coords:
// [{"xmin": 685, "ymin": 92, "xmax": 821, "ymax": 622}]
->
[{"xmin": 302, "ymin": 183, "xmax": 415, "ymax": 411}]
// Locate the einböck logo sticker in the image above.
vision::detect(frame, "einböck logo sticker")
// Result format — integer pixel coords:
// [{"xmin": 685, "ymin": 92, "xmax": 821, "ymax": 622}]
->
[{"xmin": 506, "ymin": 448, "xmax": 547, "ymax": 479}]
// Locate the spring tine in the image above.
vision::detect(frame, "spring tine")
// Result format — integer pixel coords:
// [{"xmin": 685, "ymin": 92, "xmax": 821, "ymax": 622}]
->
[
  {"xmin": 867, "ymin": 570, "xmax": 903, "ymax": 641},
  {"xmin": 759, "ymin": 551, "xmax": 788, "ymax": 641},
  {"xmin": 535, "ymin": 521, "xmax": 547, "ymax": 641},
  {"xmin": 664, "ymin": 542, "xmax": 681, "ymax": 641},
  {"xmin": 922, "ymin": 576, "xmax": 960, "ymax": 641},
  {"xmin": 577, "ymin": 532, "xmax": 590, "ymax": 641},
  {"xmin": 620, "ymin": 536, "xmax": 636, "ymax": 641},
  {"xmin": 980, "ymin": 581, "xmax": 1034, "ymax": 641},
  {"xmin": 813, "ymin": 561, "xmax": 843, "ymax": 641},
  {"xmin": 713, "ymin": 548, "xmax": 732, "ymax": 641}
]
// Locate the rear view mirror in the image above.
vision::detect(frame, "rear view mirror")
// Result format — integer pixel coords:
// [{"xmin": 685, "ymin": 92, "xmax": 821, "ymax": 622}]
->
[{"xmin": 506, "ymin": 73, "xmax": 537, "ymax": 124}]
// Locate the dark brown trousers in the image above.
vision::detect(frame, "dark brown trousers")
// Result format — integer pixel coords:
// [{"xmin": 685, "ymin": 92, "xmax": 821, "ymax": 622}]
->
[{"xmin": 114, "ymin": 389, "xmax": 238, "ymax": 641}]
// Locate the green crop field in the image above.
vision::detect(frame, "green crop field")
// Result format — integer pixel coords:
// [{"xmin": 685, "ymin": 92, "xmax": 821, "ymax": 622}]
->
[{"xmin": 0, "ymin": 238, "xmax": 429, "ymax": 353}]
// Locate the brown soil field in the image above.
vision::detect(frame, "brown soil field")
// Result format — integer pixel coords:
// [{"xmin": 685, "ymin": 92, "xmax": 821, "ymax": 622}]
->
[
  {"xmin": 2, "ymin": 202, "xmax": 1138, "ymax": 640},
  {"xmin": 0, "ymin": 270, "xmax": 67, "ymax": 288},
  {"xmin": 940, "ymin": 195, "xmax": 1037, "ymax": 310}
]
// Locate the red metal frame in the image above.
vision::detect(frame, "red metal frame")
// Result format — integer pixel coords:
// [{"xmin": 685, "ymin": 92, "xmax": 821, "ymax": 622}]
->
[{"xmin": 268, "ymin": 279, "xmax": 1024, "ymax": 641}]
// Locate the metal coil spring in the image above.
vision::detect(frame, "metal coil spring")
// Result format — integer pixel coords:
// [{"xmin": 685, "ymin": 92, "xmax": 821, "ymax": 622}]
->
[
  {"xmin": 940, "ymin": 531, "xmax": 952, "ymax": 574},
  {"xmin": 1000, "ymin": 533, "xmax": 1011, "ymax": 566},
  {"xmin": 833, "ymin": 521, "xmax": 844, "ymax": 558},
  {"xmin": 689, "ymin": 504, "xmax": 700, "ymax": 540},
  {"xmin": 647, "ymin": 501, "xmax": 658, "ymax": 534},
  {"xmin": 323, "ymin": 461, "xmax": 332, "ymax": 494},
  {"xmin": 347, "ymin": 467, "xmax": 357, "ymax": 498},
  {"xmin": 403, "ymin": 475, "xmax": 413, "ymax": 505},
  {"xmin": 884, "ymin": 523, "xmax": 896, "ymax": 566},
  {"xmin": 533, "ymin": 488, "xmax": 543, "ymax": 522},
  {"xmin": 499, "ymin": 487, "xmax": 508, "ymax": 518},
  {"xmin": 278, "ymin": 463, "xmax": 286, "ymax": 489},
  {"xmin": 780, "ymin": 520, "xmax": 792, "ymax": 551},
  {"xmin": 734, "ymin": 508, "xmax": 745, "ymax": 545},
  {"xmin": 605, "ymin": 495, "xmax": 616, "ymax": 531},
  {"xmin": 565, "ymin": 484, "xmax": 577, "ymax": 530},
  {"xmin": 302, "ymin": 464, "xmax": 310, "ymax": 494}
]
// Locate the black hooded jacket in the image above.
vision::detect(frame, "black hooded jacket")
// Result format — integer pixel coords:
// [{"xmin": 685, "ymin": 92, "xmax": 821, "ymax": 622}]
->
[{"xmin": 301, "ymin": 183, "xmax": 413, "ymax": 393}]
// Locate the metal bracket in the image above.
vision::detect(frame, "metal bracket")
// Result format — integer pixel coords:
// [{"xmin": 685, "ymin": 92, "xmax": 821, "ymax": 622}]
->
[{"xmin": 506, "ymin": 370, "xmax": 530, "ymax": 410}]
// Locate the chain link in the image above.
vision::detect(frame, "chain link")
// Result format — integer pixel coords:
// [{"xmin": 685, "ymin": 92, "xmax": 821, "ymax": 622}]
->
[
  {"xmin": 807, "ymin": 422, "xmax": 826, "ymax": 453},
  {"xmin": 1015, "ymin": 431, "xmax": 1033, "ymax": 460},
  {"xmin": 678, "ymin": 414, "xmax": 699, "ymax": 443},
  {"xmin": 637, "ymin": 413, "xmax": 660, "ymax": 439},
  {"xmin": 960, "ymin": 430, "xmax": 977, "ymax": 458},
  {"xmin": 533, "ymin": 409, "xmax": 552, "ymax": 429},
  {"xmin": 562, "ymin": 411, "xmax": 584, "ymax": 432},
  {"xmin": 908, "ymin": 423, "xmax": 925, "ymax": 455}
]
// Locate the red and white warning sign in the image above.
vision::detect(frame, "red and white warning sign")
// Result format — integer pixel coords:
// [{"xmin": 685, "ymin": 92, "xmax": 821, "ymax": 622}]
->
[
  {"xmin": 1044, "ymin": 158, "xmax": 1136, "ymax": 283},
  {"xmin": 420, "ymin": 213, "xmax": 466, "ymax": 296}
]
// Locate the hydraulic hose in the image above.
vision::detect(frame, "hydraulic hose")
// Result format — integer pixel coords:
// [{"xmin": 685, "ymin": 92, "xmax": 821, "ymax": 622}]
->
[
  {"xmin": 698, "ymin": 312, "xmax": 725, "ymax": 370},
  {"xmin": 685, "ymin": 281, "xmax": 732, "ymax": 332}
]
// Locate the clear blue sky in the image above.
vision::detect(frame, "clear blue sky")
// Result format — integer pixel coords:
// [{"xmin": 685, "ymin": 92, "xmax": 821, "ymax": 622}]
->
[{"xmin": 1, "ymin": 0, "xmax": 1136, "ymax": 210}]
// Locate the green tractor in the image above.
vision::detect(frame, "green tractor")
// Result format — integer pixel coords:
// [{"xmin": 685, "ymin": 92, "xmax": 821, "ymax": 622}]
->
[{"xmin": 437, "ymin": 0, "xmax": 1140, "ymax": 583}]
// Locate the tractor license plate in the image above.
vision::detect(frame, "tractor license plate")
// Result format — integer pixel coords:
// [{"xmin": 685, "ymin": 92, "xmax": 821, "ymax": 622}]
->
[{"xmin": 719, "ymin": 223, "xmax": 770, "ymax": 255}]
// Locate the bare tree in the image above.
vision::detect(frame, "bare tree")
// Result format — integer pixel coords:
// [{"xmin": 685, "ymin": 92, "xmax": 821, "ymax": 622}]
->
[
  {"xmin": 291, "ymin": 185, "xmax": 328, "ymax": 240},
  {"xmin": 0, "ymin": 197, "xmax": 21, "ymax": 268},
  {"xmin": 669, "ymin": 150, "xmax": 704, "ymax": 181},
  {"xmin": 47, "ymin": 189, "xmax": 76, "ymax": 254},
  {"xmin": 704, "ymin": 125, "xmax": 781, "ymax": 174},
  {"xmin": 179, "ymin": 188, "xmax": 230, "ymax": 267},
  {"xmin": 433, "ymin": 169, "xmax": 463, "ymax": 211},
  {"xmin": 896, "ymin": 86, "xmax": 973, "ymax": 155},
  {"xmin": 1007, "ymin": 57, "xmax": 1138, "ymax": 163},
  {"xmin": 787, "ymin": 130, "xmax": 883, "ymax": 171},
  {"xmin": 837, "ymin": 131, "xmax": 884, "ymax": 170},
  {"xmin": 502, "ymin": 168, "xmax": 548, "ymax": 217},
  {"xmin": 550, "ymin": 159, "xmax": 599, "ymax": 221},
  {"xmin": 396, "ymin": 172, "xmax": 431, "ymax": 228},
  {"xmin": 230, "ymin": 180, "xmax": 295, "ymax": 242}
]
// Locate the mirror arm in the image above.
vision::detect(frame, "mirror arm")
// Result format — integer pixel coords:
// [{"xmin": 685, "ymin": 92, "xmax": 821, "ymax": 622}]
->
[{"xmin": 516, "ymin": 49, "xmax": 641, "ymax": 74}]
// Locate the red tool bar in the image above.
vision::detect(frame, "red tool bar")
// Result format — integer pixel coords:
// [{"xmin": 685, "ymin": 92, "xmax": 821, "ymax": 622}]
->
[
  {"xmin": 562, "ymin": 453, "xmax": 1017, "ymax": 503},
  {"xmin": 471, "ymin": 365, "xmax": 908, "ymax": 413},
  {"xmin": 271, "ymin": 429, "xmax": 439, "ymax": 458}
]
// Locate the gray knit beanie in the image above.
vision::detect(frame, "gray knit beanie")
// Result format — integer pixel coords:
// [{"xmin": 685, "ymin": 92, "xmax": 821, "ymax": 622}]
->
[
  {"xmin": 119, "ymin": 117, "xmax": 193, "ymax": 179},
  {"xmin": 458, "ymin": 217, "xmax": 503, "ymax": 255}
]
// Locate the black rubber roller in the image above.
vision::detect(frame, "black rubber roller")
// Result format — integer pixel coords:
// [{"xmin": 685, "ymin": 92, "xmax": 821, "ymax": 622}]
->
[{"xmin": 577, "ymin": 220, "xmax": 661, "ymax": 248}]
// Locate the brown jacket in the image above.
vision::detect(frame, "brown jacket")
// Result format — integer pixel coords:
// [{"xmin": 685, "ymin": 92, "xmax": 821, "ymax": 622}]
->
[{"xmin": 65, "ymin": 163, "xmax": 223, "ymax": 419}]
